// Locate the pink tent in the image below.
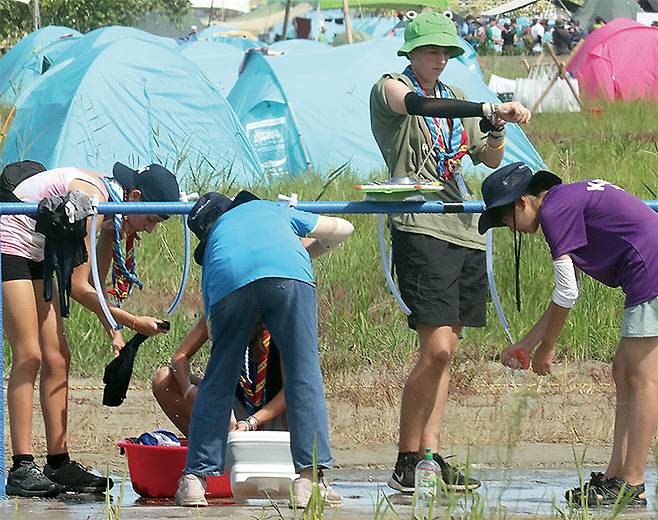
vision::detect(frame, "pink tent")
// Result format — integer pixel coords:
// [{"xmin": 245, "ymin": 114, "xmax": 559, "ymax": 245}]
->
[{"xmin": 567, "ymin": 19, "xmax": 658, "ymax": 101}]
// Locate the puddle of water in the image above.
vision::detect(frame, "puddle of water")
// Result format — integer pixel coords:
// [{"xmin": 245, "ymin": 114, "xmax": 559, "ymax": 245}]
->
[{"xmin": 3, "ymin": 468, "xmax": 656, "ymax": 517}]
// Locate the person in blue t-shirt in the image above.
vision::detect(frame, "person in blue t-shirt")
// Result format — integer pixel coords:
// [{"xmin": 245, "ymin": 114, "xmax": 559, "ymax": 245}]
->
[{"xmin": 175, "ymin": 191, "xmax": 354, "ymax": 509}]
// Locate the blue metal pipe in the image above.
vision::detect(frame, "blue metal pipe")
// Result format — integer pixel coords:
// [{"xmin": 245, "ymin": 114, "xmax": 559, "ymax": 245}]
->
[{"xmin": 3, "ymin": 200, "xmax": 658, "ymax": 216}]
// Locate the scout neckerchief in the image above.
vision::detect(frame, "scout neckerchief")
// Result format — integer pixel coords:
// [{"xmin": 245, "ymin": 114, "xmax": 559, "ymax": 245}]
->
[
  {"xmin": 239, "ymin": 327, "xmax": 271, "ymax": 415},
  {"xmin": 99, "ymin": 177, "xmax": 143, "ymax": 304},
  {"xmin": 402, "ymin": 66, "xmax": 470, "ymax": 187}
]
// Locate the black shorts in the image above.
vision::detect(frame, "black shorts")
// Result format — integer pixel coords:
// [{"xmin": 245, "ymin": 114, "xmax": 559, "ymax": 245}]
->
[
  {"xmin": 1, "ymin": 254, "xmax": 44, "ymax": 281},
  {"xmin": 392, "ymin": 229, "xmax": 487, "ymax": 329}
]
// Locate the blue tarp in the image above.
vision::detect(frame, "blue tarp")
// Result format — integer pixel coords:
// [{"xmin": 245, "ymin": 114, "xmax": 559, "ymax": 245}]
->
[
  {"xmin": 0, "ymin": 26, "xmax": 81, "ymax": 105},
  {"xmin": 180, "ymin": 41, "xmax": 246, "ymax": 95},
  {"xmin": 228, "ymin": 37, "xmax": 543, "ymax": 178},
  {"xmin": 2, "ymin": 36, "xmax": 263, "ymax": 185}
]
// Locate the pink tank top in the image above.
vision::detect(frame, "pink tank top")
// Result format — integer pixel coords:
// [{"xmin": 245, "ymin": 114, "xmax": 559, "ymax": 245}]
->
[{"xmin": 0, "ymin": 167, "xmax": 108, "ymax": 261}]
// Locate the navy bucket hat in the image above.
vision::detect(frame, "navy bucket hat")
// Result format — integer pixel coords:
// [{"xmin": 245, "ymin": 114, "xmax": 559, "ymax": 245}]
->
[{"xmin": 478, "ymin": 162, "xmax": 562, "ymax": 234}]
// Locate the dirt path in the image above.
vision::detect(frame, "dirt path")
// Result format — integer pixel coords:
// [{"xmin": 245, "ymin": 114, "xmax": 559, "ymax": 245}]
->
[{"xmin": 2, "ymin": 360, "xmax": 618, "ymax": 474}]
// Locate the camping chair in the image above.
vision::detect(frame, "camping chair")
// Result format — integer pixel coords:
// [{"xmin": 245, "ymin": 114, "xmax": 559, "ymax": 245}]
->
[{"xmin": 529, "ymin": 43, "xmax": 582, "ymax": 112}]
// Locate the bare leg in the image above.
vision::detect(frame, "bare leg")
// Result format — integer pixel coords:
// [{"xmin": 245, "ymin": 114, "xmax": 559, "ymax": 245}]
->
[
  {"xmin": 3, "ymin": 280, "xmax": 42, "ymax": 456},
  {"xmin": 152, "ymin": 367, "xmax": 195, "ymax": 436},
  {"xmin": 34, "ymin": 280, "xmax": 71, "ymax": 455},
  {"xmin": 399, "ymin": 324, "xmax": 460, "ymax": 453},
  {"xmin": 605, "ymin": 345, "xmax": 629, "ymax": 478},
  {"xmin": 617, "ymin": 337, "xmax": 658, "ymax": 486}
]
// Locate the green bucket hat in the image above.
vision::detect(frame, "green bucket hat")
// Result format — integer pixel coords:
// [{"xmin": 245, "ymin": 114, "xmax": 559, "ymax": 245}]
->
[{"xmin": 398, "ymin": 12, "xmax": 464, "ymax": 58}]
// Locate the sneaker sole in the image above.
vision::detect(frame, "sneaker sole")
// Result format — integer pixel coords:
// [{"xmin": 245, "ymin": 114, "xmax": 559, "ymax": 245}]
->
[
  {"xmin": 58, "ymin": 486, "xmax": 111, "ymax": 494},
  {"xmin": 6, "ymin": 484, "xmax": 60, "ymax": 498},
  {"xmin": 386, "ymin": 477, "xmax": 414, "ymax": 494},
  {"xmin": 175, "ymin": 497, "xmax": 208, "ymax": 507},
  {"xmin": 441, "ymin": 481, "xmax": 482, "ymax": 492}
]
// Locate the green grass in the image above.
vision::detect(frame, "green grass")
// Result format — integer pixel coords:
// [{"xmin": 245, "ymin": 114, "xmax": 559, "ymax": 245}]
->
[{"xmin": 2, "ymin": 70, "xmax": 658, "ymax": 383}]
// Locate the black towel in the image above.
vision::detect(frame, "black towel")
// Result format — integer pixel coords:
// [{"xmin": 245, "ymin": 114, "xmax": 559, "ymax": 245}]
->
[{"xmin": 102, "ymin": 333, "xmax": 149, "ymax": 407}]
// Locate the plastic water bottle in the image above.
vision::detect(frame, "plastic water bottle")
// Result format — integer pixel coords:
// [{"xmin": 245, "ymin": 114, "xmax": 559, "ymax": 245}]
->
[{"xmin": 413, "ymin": 448, "xmax": 439, "ymax": 520}]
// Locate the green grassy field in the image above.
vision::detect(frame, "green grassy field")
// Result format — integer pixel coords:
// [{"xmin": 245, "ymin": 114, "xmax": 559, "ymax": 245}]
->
[{"xmin": 2, "ymin": 62, "xmax": 658, "ymax": 382}]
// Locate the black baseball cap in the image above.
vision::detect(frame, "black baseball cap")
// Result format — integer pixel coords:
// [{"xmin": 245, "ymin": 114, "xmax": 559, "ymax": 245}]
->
[
  {"xmin": 478, "ymin": 162, "xmax": 562, "ymax": 234},
  {"xmin": 188, "ymin": 190, "xmax": 260, "ymax": 265},
  {"xmin": 112, "ymin": 162, "xmax": 180, "ymax": 205}
]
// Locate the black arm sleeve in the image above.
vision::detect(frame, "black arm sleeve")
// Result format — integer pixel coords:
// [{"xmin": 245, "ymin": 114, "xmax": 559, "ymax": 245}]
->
[{"xmin": 404, "ymin": 91, "xmax": 485, "ymax": 118}]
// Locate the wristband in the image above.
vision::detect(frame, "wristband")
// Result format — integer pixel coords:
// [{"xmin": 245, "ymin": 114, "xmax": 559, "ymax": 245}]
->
[
  {"xmin": 488, "ymin": 129, "xmax": 505, "ymax": 140},
  {"xmin": 486, "ymin": 138, "xmax": 505, "ymax": 151},
  {"xmin": 183, "ymin": 384, "xmax": 196, "ymax": 400},
  {"xmin": 245, "ymin": 415, "xmax": 259, "ymax": 431}
]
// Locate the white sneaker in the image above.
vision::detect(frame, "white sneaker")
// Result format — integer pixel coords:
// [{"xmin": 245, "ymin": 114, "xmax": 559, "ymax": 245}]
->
[
  {"xmin": 291, "ymin": 476, "xmax": 343, "ymax": 509},
  {"xmin": 175, "ymin": 473, "xmax": 208, "ymax": 507}
]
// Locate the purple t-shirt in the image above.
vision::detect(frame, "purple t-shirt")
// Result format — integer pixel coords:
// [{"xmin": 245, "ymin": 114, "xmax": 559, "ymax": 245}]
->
[{"xmin": 540, "ymin": 180, "xmax": 658, "ymax": 308}]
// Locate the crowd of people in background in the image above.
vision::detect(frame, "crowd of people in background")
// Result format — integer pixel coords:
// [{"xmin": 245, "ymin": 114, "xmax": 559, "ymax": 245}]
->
[{"xmin": 459, "ymin": 14, "xmax": 596, "ymax": 56}]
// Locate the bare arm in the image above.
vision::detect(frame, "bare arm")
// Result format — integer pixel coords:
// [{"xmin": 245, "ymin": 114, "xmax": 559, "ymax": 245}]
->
[
  {"xmin": 171, "ymin": 317, "xmax": 208, "ymax": 399},
  {"xmin": 68, "ymin": 179, "xmax": 166, "ymax": 339}
]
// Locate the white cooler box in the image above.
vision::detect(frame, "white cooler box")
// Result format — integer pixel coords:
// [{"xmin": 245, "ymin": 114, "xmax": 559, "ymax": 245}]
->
[{"xmin": 226, "ymin": 431, "xmax": 299, "ymax": 498}]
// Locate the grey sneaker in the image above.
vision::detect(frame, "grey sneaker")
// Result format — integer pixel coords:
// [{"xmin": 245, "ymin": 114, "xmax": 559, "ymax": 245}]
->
[
  {"xmin": 291, "ymin": 476, "xmax": 343, "ymax": 509},
  {"xmin": 175, "ymin": 474, "xmax": 208, "ymax": 507},
  {"xmin": 7, "ymin": 461, "xmax": 61, "ymax": 498}
]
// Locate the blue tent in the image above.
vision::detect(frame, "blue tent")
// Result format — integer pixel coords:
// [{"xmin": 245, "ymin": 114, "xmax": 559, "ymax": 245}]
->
[
  {"xmin": 271, "ymin": 39, "xmax": 333, "ymax": 54},
  {"xmin": 227, "ymin": 37, "xmax": 543, "ymax": 178},
  {"xmin": 2, "ymin": 37, "xmax": 263, "ymax": 185},
  {"xmin": 180, "ymin": 41, "xmax": 246, "ymax": 95},
  {"xmin": 0, "ymin": 26, "xmax": 81, "ymax": 104},
  {"xmin": 72, "ymin": 25, "xmax": 179, "ymax": 51},
  {"xmin": 198, "ymin": 25, "xmax": 266, "ymax": 50}
]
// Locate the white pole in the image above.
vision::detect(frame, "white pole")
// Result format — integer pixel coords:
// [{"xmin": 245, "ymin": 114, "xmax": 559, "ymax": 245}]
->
[{"xmin": 33, "ymin": 0, "xmax": 41, "ymax": 30}]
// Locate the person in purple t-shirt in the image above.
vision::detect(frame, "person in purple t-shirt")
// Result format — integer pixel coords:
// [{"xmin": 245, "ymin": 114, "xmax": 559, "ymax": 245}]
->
[{"xmin": 478, "ymin": 162, "xmax": 658, "ymax": 508}]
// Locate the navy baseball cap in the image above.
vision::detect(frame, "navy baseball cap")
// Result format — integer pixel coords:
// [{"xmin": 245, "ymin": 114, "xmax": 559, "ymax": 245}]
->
[
  {"xmin": 478, "ymin": 162, "xmax": 562, "ymax": 234},
  {"xmin": 112, "ymin": 162, "xmax": 180, "ymax": 205}
]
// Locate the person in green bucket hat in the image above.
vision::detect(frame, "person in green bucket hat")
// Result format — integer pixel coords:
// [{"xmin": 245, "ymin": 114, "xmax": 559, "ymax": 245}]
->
[{"xmin": 369, "ymin": 11, "xmax": 532, "ymax": 494}]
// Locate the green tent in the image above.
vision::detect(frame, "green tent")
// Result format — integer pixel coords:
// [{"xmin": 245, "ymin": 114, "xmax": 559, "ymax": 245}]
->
[{"xmin": 575, "ymin": 0, "xmax": 642, "ymax": 30}]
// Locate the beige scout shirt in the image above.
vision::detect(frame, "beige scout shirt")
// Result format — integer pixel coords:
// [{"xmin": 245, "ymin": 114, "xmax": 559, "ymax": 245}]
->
[{"xmin": 369, "ymin": 72, "xmax": 487, "ymax": 250}]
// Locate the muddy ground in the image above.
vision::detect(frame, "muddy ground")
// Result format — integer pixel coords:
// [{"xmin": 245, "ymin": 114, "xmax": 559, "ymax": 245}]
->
[{"xmin": 2, "ymin": 360, "xmax": 621, "ymax": 474}]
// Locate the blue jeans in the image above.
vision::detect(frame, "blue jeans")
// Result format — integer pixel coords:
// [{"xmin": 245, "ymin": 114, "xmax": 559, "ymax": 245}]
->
[{"xmin": 185, "ymin": 277, "xmax": 333, "ymax": 475}]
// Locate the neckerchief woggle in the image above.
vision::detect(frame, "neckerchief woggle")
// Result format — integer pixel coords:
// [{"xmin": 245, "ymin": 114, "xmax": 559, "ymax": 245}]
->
[
  {"xmin": 99, "ymin": 177, "xmax": 143, "ymax": 305},
  {"xmin": 402, "ymin": 66, "xmax": 470, "ymax": 199}
]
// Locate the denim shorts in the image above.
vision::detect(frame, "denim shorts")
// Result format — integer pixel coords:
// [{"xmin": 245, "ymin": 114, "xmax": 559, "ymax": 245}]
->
[{"xmin": 621, "ymin": 296, "xmax": 658, "ymax": 338}]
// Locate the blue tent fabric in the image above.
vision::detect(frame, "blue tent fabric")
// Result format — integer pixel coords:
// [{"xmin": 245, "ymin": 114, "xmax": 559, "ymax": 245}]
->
[
  {"xmin": 198, "ymin": 25, "xmax": 266, "ymax": 50},
  {"xmin": 228, "ymin": 37, "xmax": 543, "ymax": 178},
  {"xmin": 180, "ymin": 41, "xmax": 246, "ymax": 95},
  {"xmin": 2, "ymin": 36, "xmax": 263, "ymax": 185},
  {"xmin": 270, "ymin": 39, "xmax": 333, "ymax": 54},
  {"xmin": 0, "ymin": 26, "xmax": 81, "ymax": 104},
  {"xmin": 72, "ymin": 25, "xmax": 179, "ymax": 51}
]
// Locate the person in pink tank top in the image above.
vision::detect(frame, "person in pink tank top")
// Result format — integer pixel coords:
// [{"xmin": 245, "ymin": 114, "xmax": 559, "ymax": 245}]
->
[{"xmin": 1, "ymin": 162, "xmax": 180, "ymax": 498}]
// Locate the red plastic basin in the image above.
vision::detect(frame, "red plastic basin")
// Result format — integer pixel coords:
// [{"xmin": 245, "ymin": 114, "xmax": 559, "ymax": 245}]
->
[{"xmin": 117, "ymin": 439, "xmax": 232, "ymax": 498}]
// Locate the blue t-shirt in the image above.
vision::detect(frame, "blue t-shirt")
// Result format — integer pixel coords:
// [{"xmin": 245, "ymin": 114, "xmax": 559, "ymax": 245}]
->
[
  {"xmin": 540, "ymin": 180, "xmax": 658, "ymax": 308},
  {"xmin": 201, "ymin": 200, "xmax": 319, "ymax": 311}
]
